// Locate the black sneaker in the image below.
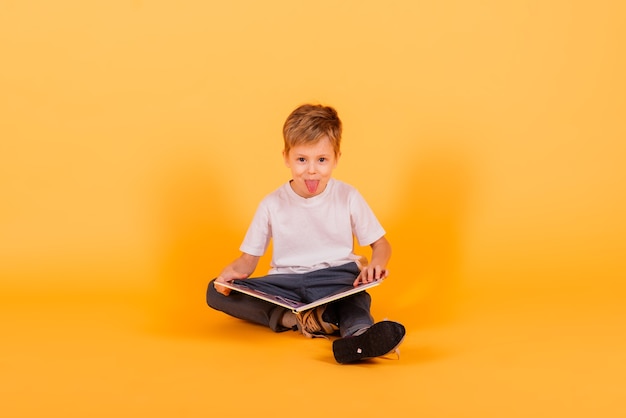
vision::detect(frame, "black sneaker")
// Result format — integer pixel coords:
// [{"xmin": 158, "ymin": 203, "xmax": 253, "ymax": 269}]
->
[{"xmin": 332, "ymin": 321, "xmax": 406, "ymax": 364}]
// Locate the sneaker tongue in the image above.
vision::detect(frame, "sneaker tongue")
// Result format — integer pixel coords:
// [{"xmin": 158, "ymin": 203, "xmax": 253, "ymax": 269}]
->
[{"xmin": 305, "ymin": 180, "xmax": 319, "ymax": 194}]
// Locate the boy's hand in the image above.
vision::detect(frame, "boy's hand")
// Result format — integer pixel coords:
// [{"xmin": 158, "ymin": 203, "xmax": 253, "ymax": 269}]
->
[
  {"xmin": 214, "ymin": 270, "xmax": 249, "ymax": 296},
  {"xmin": 353, "ymin": 265, "xmax": 388, "ymax": 286}
]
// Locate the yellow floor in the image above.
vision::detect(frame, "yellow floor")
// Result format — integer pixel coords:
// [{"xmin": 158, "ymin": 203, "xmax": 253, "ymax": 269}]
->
[
  {"xmin": 2, "ymin": 2, "xmax": 624, "ymax": 416},
  {"xmin": 3, "ymin": 282, "xmax": 624, "ymax": 418}
]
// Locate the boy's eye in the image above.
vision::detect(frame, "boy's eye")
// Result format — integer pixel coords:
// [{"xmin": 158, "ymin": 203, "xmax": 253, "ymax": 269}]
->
[
  {"xmin": 297, "ymin": 157, "xmax": 306, "ymax": 163},
  {"xmin": 318, "ymin": 158, "xmax": 326, "ymax": 163}
]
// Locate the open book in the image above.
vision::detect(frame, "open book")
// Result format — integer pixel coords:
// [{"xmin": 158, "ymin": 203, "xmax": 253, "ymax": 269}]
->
[{"xmin": 217, "ymin": 279, "xmax": 383, "ymax": 313}]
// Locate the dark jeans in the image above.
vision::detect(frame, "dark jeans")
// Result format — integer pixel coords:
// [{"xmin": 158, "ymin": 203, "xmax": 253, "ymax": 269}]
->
[{"xmin": 206, "ymin": 262, "xmax": 374, "ymax": 337}]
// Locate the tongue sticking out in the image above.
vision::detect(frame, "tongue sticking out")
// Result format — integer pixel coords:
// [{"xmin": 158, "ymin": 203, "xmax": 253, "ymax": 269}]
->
[{"xmin": 305, "ymin": 180, "xmax": 320, "ymax": 194}]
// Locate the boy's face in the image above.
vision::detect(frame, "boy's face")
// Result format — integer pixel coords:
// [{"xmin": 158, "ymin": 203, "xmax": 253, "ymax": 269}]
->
[{"xmin": 283, "ymin": 136, "xmax": 340, "ymax": 198}]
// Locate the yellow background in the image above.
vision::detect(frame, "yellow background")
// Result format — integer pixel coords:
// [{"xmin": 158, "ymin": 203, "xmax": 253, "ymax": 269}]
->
[{"xmin": 1, "ymin": 1, "xmax": 625, "ymax": 417}]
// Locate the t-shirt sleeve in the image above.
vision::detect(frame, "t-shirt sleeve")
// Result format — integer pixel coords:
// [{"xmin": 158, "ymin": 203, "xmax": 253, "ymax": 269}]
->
[
  {"xmin": 349, "ymin": 190, "xmax": 386, "ymax": 246},
  {"xmin": 239, "ymin": 200, "xmax": 272, "ymax": 256}
]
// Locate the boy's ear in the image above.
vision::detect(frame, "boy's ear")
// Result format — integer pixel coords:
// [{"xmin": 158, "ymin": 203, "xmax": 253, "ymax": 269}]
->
[{"xmin": 283, "ymin": 150, "xmax": 289, "ymax": 167}]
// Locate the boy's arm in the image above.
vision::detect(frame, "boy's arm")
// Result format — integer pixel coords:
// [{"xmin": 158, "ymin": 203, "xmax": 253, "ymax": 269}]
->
[
  {"xmin": 354, "ymin": 236, "xmax": 391, "ymax": 286},
  {"xmin": 214, "ymin": 252, "xmax": 260, "ymax": 296}
]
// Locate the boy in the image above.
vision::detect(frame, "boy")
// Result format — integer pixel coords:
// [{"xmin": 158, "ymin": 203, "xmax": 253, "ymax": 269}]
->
[{"xmin": 206, "ymin": 104, "xmax": 405, "ymax": 364}]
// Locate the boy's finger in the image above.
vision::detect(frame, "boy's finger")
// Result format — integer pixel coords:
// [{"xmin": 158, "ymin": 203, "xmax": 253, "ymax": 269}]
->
[
  {"xmin": 214, "ymin": 281, "xmax": 231, "ymax": 296},
  {"xmin": 373, "ymin": 266, "xmax": 382, "ymax": 279}
]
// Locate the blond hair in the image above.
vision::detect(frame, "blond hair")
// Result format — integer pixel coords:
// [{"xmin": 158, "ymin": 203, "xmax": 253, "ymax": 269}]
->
[{"xmin": 282, "ymin": 104, "xmax": 342, "ymax": 156}]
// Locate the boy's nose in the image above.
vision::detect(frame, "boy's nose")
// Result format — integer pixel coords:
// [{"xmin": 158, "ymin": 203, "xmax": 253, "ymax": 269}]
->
[{"xmin": 307, "ymin": 163, "xmax": 316, "ymax": 173}]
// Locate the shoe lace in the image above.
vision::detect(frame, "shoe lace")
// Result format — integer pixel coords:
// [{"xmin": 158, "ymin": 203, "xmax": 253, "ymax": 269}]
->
[
  {"xmin": 295, "ymin": 307, "xmax": 337, "ymax": 339},
  {"xmin": 379, "ymin": 347, "xmax": 401, "ymax": 360}
]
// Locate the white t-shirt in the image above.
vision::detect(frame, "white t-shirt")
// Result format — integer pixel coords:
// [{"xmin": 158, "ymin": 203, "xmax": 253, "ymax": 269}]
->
[{"xmin": 240, "ymin": 178, "xmax": 386, "ymax": 274}]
